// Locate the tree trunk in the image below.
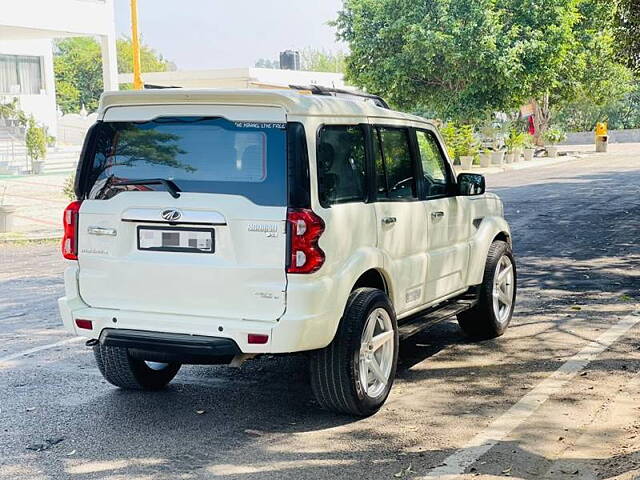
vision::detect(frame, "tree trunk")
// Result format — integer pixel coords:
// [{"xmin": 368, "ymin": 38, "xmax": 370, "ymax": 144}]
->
[{"xmin": 533, "ymin": 93, "xmax": 551, "ymax": 146}]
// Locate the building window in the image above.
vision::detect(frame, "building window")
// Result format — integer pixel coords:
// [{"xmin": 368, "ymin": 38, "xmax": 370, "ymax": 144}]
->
[{"xmin": 0, "ymin": 55, "xmax": 44, "ymax": 95}]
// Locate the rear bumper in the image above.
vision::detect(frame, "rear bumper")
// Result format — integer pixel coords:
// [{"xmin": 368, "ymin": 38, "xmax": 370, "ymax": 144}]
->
[
  {"xmin": 100, "ymin": 328, "xmax": 241, "ymax": 364},
  {"xmin": 100, "ymin": 328, "xmax": 241, "ymax": 356},
  {"xmin": 58, "ymin": 265, "xmax": 341, "ymax": 355}
]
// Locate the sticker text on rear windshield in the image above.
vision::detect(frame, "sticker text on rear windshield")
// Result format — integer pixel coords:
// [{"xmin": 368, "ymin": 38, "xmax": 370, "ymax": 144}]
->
[{"xmin": 234, "ymin": 122, "xmax": 286, "ymax": 129}]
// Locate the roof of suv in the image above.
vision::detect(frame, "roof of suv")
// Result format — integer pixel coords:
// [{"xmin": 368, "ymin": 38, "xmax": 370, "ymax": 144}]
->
[{"xmin": 98, "ymin": 88, "xmax": 433, "ymax": 126}]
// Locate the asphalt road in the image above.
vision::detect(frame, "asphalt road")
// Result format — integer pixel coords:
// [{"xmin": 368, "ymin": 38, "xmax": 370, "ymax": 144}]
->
[{"xmin": 1, "ymin": 150, "xmax": 639, "ymax": 480}]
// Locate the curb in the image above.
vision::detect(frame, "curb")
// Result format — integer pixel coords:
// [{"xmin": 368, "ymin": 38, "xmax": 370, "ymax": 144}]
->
[
  {"xmin": 455, "ymin": 154, "xmax": 584, "ymax": 175},
  {"xmin": 0, "ymin": 234, "xmax": 61, "ymax": 244}
]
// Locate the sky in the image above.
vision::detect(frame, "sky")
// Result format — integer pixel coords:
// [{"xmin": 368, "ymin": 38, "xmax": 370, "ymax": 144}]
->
[{"xmin": 113, "ymin": 0, "xmax": 345, "ymax": 70}]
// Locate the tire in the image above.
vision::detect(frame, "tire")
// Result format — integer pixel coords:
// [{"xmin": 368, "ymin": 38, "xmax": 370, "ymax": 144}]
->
[
  {"xmin": 458, "ymin": 240, "xmax": 517, "ymax": 339},
  {"xmin": 93, "ymin": 344, "xmax": 181, "ymax": 390},
  {"xmin": 310, "ymin": 288, "xmax": 399, "ymax": 417}
]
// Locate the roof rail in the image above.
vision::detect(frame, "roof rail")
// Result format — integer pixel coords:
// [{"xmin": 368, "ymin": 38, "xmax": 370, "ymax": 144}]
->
[{"xmin": 288, "ymin": 85, "xmax": 389, "ymax": 109}]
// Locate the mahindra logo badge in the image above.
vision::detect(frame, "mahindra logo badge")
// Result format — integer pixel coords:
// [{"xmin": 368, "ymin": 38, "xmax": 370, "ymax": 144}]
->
[{"xmin": 161, "ymin": 209, "xmax": 182, "ymax": 221}]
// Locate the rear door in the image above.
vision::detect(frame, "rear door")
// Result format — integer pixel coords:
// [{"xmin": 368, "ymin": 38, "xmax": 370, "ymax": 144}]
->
[
  {"xmin": 371, "ymin": 125, "xmax": 428, "ymax": 315},
  {"xmin": 414, "ymin": 128, "xmax": 470, "ymax": 302},
  {"xmin": 76, "ymin": 105, "xmax": 289, "ymax": 321}
]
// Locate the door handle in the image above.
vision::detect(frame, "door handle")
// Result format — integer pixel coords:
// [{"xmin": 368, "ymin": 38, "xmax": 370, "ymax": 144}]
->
[
  {"xmin": 87, "ymin": 226, "xmax": 117, "ymax": 236},
  {"xmin": 381, "ymin": 216, "xmax": 397, "ymax": 225},
  {"xmin": 431, "ymin": 211, "xmax": 445, "ymax": 220}
]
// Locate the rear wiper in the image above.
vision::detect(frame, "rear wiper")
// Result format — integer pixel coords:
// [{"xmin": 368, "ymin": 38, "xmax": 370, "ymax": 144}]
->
[{"xmin": 112, "ymin": 178, "xmax": 181, "ymax": 199}]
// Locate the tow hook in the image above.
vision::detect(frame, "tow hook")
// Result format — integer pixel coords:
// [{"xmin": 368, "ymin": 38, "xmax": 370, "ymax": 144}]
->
[{"xmin": 85, "ymin": 339, "xmax": 99, "ymax": 347}]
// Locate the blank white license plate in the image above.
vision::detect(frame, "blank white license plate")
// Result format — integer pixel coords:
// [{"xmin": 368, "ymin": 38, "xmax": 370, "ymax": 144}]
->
[{"xmin": 137, "ymin": 227, "xmax": 215, "ymax": 253}]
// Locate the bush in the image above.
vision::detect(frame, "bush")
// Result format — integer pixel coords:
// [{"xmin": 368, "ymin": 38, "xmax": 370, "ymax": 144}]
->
[
  {"xmin": 440, "ymin": 122, "xmax": 458, "ymax": 160},
  {"xmin": 542, "ymin": 127, "xmax": 567, "ymax": 145},
  {"xmin": 63, "ymin": 173, "xmax": 76, "ymax": 200},
  {"xmin": 440, "ymin": 123, "xmax": 479, "ymax": 162},
  {"xmin": 25, "ymin": 118, "xmax": 47, "ymax": 161},
  {"xmin": 504, "ymin": 128, "xmax": 527, "ymax": 152},
  {"xmin": 456, "ymin": 125, "xmax": 479, "ymax": 157}
]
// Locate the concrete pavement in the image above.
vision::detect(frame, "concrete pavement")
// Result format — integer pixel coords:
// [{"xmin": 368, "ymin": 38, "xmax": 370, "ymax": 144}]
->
[{"xmin": 0, "ymin": 149, "xmax": 639, "ymax": 479}]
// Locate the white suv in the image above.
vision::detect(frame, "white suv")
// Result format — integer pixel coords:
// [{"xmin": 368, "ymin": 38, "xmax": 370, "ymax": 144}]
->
[{"xmin": 58, "ymin": 88, "xmax": 516, "ymax": 416}]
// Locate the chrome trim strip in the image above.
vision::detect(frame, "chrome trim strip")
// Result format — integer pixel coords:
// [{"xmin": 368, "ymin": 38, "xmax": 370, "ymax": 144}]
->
[
  {"xmin": 87, "ymin": 226, "xmax": 117, "ymax": 236},
  {"xmin": 121, "ymin": 208, "xmax": 227, "ymax": 225}
]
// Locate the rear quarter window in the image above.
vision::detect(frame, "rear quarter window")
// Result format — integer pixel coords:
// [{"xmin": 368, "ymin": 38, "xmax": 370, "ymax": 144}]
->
[{"xmin": 317, "ymin": 125, "xmax": 367, "ymax": 208}]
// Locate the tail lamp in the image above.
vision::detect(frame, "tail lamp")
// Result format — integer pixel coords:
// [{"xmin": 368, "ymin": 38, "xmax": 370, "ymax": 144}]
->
[
  {"xmin": 62, "ymin": 200, "xmax": 82, "ymax": 260},
  {"xmin": 287, "ymin": 208, "xmax": 325, "ymax": 274}
]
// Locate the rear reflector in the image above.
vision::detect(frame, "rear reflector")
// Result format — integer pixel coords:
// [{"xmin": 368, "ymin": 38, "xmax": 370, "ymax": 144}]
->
[
  {"xmin": 75, "ymin": 319, "xmax": 93, "ymax": 330},
  {"xmin": 247, "ymin": 334, "xmax": 269, "ymax": 344}
]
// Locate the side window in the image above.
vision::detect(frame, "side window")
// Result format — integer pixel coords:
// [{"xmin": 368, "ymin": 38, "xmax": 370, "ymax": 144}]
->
[
  {"xmin": 317, "ymin": 125, "xmax": 367, "ymax": 207},
  {"xmin": 416, "ymin": 130, "xmax": 451, "ymax": 198},
  {"xmin": 375, "ymin": 127, "xmax": 417, "ymax": 200}
]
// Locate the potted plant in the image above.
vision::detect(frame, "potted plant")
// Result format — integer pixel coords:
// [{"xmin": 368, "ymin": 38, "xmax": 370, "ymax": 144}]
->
[
  {"xmin": 491, "ymin": 146, "xmax": 505, "ymax": 165},
  {"xmin": 504, "ymin": 128, "xmax": 527, "ymax": 163},
  {"xmin": 440, "ymin": 122, "xmax": 459, "ymax": 164},
  {"xmin": 543, "ymin": 128, "xmax": 566, "ymax": 158},
  {"xmin": 478, "ymin": 121, "xmax": 504, "ymax": 166},
  {"xmin": 504, "ymin": 129, "xmax": 516, "ymax": 164},
  {"xmin": 0, "ymin": 184, "xmax": 16, "ymax": 233},
  {"xmin": 479, "ymin": 146, "xmax": 492, "ymax": 168},
  {"xmin": 457, "ymin": 125, "xmax": 478, "ymax": 170},
  {"xmin": 513, "ymin": 132, "xmax": 526, "ymax": 162},
  {"xmin": 523, "ymin": 134, "xmax": 536, "ymax": 161},
  {"xmin": 26, "ymin": 117, "xmax": 47, "ymax": 174}
]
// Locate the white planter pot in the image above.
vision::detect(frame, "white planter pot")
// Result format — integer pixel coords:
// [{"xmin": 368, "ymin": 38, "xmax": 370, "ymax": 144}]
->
[
  {"xmin": 505, "ymin": 153, "xmax": 515, "ymax": 164},
  {"xmin": 0, "ymin": 205, "xmax": 16, "ymax": 233},
  {"xmin": 460, "ymin": 155, "xmax": 474, "ymax": 170},
  {"xmin": 547, "ymin": 146, "xmax": 559, "ymax": 158},
  {"xmin": 524, "ymin": 148, "xmax": 535, "ymax": 161},
  {"xmin": 513, "ymin": 148, "xmax": 523, "ymax": 162},
  {"xmin": 479, "ymin": 153, "xmax": 491, "ymax": 168},
  {"xmin": 31, "ymin": 160, "xmax": 44, "ymax": 175},
  {"xmin": 491, "ymin": 151, "xmax": 505, "ymax": 165}
]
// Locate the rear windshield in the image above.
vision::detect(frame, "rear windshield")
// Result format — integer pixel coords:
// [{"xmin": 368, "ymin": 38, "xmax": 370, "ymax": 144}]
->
[{"xmin": 81, "ymin": 117, "xmax": 287, "ymax": 205}]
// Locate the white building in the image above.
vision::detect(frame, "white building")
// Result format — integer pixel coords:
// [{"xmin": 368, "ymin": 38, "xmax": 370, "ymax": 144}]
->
[
  {"xmin": 119, "ymin": 67, "xmax": 348, "ymax": 91},
  {"xmin": 0, "ymin": 0, "xmax": 118, "ymax": 137}
]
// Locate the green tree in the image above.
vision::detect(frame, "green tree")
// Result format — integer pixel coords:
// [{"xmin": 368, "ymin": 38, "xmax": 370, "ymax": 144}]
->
[
  {"xmin": 54, "ymin": 37, "xmax": 174, "ymax": 114},
  {"xmin": 336, "ymin": 0, "xmax": 632, "ymax": 137},
  {"xmin": 254, "ymin": 58, "xmax": 279, "ymax": 69},
  {"xmin": 336, "ymin": 0, "xmax": 537, "ymax": 121},
  {"xmin": 301, "ymin": 48, "xmax": 346, "ymax": 73},
  {"xmin": 54, "ymin": 37, "xmax": 104, "ymax": 113},
  {"xmin": 616, "ymin": 0, "xmax": 640, "ymax": 73},
  {"xmin": 116, "ymin": 37, "xmax": 174, "ymax": 74}
]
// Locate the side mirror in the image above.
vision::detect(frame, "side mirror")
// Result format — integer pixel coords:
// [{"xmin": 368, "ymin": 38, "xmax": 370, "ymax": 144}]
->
[{"xmin": 457, "ymin": 173, "xmax": 485, "ymax": 196}]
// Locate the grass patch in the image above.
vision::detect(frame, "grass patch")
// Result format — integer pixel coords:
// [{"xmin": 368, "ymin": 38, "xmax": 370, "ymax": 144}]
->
[{"xmin": 0, "ymin": 233, "xmax": 60, "ymax": 246}]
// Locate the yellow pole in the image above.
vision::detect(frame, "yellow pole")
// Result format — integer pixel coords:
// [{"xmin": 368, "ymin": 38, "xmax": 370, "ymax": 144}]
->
[{"xmin": 130, "ymin": 0, "xmax": 143, "ymax": 90}]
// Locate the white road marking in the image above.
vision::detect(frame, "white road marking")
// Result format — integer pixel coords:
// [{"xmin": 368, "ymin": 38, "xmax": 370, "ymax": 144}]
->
[
  {"xmin": 421, "ymin": 310, "xmax": 640, "ymax": 479},
  {"xmin": 0, "ymin": 337, "xmax": 83, "ymax": 365}
]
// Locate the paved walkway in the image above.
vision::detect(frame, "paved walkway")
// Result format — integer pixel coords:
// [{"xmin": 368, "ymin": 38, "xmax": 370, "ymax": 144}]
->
[{"xmin": 0, "ymin": 173, "xmax": 70, "ymax": 241}]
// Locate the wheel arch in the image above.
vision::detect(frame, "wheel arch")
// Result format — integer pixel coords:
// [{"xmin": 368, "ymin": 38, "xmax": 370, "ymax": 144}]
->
[
  {"xmin": 327, "ymin": 266, "xmax": 394, "ymax": 346},
  {"xmin": 351, "ymin": 268, "xmax": 391, "ymax": 296},
  {"xmin": 493, "ymin": 231, "xmax": 512, "ymax": 247},
  {"xmin": 466, "ymin": 216, "xmax": 513, "ymax": 286}
]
